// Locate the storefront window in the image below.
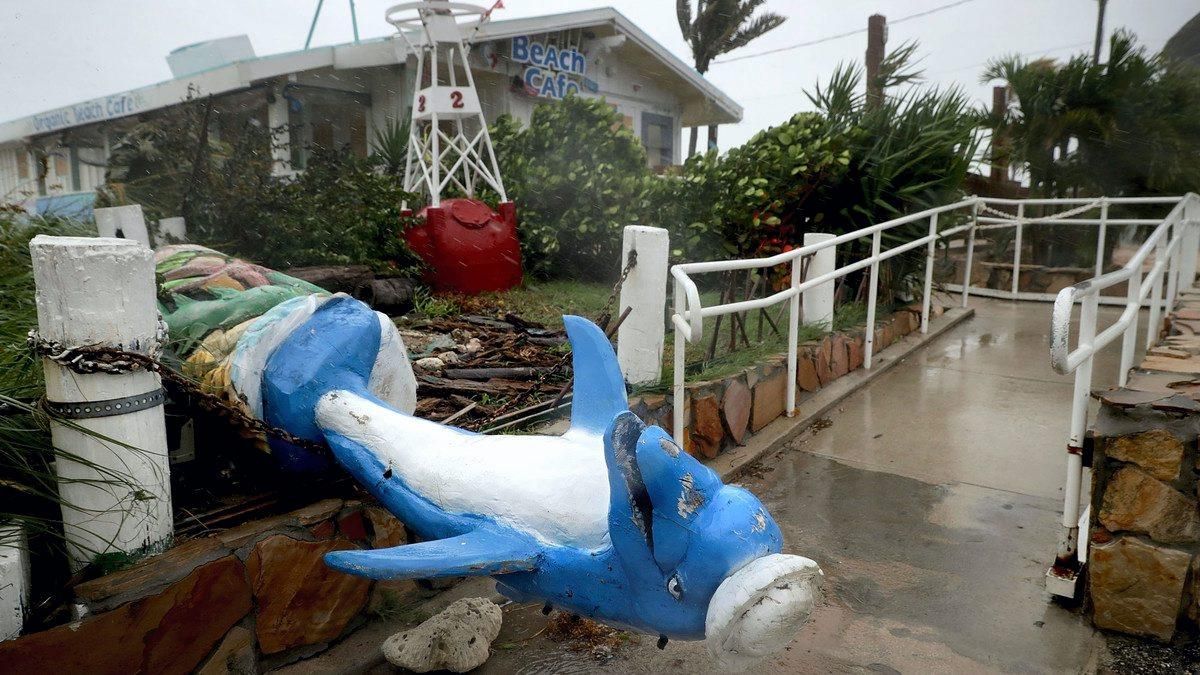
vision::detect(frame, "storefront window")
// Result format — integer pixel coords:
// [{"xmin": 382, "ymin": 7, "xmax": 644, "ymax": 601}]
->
[
  {"xmin": 641, "ymin": 112, "xmax": 673, "ymax": 169},
  {"xmin": 287, "ymin": 87, "xmax": 370, "ymax": 170}
]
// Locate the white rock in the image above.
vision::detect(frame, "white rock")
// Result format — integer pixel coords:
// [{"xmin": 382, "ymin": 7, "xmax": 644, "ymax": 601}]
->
[
  {"xmin": 438, "ymin": 351, "xmax": 461, "ymax": 366},
  {"xmin": 460, "ymin": 338, "xmax": 483, "ymax": 354},
  {"xmin": 414, "ymin": 357, "xmax": 445, "ymax": 372},
  {"xmin": 382, "ymin": 597, "xmax": 502, "ymax": 673}
]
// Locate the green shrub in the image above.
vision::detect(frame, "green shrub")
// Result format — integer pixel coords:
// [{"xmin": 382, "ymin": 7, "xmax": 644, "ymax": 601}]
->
[
  {"xmin": 488, "ymin": 96, "xmax": 652, "ymax": 280},
  {"xmin": 101, "ymin": 101, "xmax": 420, "ymax": 274}
]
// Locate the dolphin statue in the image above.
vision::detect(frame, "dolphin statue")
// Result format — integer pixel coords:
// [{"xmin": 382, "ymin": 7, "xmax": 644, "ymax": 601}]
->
[{"xmin": 256, "ymin": 295, "xmax": 821, "ymax": 670}]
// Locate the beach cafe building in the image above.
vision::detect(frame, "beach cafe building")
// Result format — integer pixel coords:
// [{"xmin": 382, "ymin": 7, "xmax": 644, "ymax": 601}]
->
[{"xmin": 0, "ymin": 7, "xmax": 741, "ymax": 217}]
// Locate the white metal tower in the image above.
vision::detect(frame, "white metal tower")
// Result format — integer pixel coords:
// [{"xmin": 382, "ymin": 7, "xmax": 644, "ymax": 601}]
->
[{"xmin": 386, "ymin": 2, "xmax": 508, "ymax": 208}]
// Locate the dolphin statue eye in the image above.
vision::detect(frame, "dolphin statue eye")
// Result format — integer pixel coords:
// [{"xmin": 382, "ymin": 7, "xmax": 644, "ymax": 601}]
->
[{"xmin": 667, "ymin": 573, "xmax": 683, "ymax": 600}]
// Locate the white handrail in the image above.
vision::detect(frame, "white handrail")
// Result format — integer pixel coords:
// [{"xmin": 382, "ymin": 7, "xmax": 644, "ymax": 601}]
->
[
  {"xmin": 1043, "ymin": 193, "xmax": 1197, "ymax": 595},
  {"xmin": 667, "ymin": 192, "xmax": 1197, "ymax": 600}
]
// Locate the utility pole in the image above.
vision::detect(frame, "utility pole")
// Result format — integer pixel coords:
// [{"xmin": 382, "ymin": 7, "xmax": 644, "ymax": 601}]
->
[
  {"xmin": 990, "ymin": 85, "xmax": 1009, "ymax": 191},
  {"xmin": 865, "ymin": 14, "xmax": 886, "ymax": 110},
  {"xmin": 1092, "ymin": 0, "xmax": 1108, "ymax": 64}
]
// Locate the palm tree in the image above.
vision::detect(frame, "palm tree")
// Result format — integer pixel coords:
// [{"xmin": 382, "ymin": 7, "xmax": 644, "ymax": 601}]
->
[{"xmin": 677, "ymin": 0, "xmax": 786, "ymax": 156}]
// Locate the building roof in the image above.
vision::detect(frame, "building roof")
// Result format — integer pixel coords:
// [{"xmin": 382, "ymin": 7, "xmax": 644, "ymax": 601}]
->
[{"xmin": 0, "ymin": 7, "xmax": 741, "ymax": 146}]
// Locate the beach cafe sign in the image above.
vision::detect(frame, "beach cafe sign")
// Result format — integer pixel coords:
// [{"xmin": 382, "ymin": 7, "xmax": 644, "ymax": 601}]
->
[
  {"xmin": 510, "ymin": 35, "xmax": 587, "ymax": 100},
  {"xmin": 31, "ymin": 92, "xmax": 146, "ymax": 134}
]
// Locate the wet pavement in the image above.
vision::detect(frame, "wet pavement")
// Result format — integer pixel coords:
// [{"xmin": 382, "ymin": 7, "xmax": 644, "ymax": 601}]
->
[{"xmin": 475, "ymin": 298, "xmax": 1139, "ymax": 674}]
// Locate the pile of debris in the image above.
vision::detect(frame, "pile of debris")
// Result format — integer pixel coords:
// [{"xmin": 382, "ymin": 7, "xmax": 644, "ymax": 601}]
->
[{"xmin": 398, "ymin": 313, "xmax": 572, "ymax": 431}]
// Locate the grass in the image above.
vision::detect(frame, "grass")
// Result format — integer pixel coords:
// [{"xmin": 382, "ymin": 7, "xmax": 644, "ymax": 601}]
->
[{"xmin": 465, "ymin": 280, "xmax": 615, "ymax": 326}]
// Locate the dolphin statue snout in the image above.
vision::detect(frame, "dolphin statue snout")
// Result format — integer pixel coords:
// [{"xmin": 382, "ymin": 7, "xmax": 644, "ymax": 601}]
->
[
  {"xmin": 255, "ymin": 296, "xmax": 822, "ymax": 668},
  {"xmin": 706, "ymin": 553, "xmax": 823, "ymax": 671}
]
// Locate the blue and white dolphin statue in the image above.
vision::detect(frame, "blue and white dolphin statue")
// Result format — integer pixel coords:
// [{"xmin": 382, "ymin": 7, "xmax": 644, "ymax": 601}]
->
[{"xmin": 257, "ymin": 295, "xmax": 821, "ymax": 669}]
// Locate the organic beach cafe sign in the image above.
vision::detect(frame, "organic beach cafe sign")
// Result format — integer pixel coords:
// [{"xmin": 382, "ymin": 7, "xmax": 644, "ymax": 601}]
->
[{"xmin": 510, "ymin": 35, "xmax": 587, "ymax": 100}]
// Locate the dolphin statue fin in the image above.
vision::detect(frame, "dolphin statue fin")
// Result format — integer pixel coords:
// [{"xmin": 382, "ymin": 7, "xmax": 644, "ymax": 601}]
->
[
  {"xmin": 324, "ymin": 528, "xmax": 541, "ymax": 581},
  {"xmin": 563, "ymin": 315, "xmax": 629, "ymax": 436}
]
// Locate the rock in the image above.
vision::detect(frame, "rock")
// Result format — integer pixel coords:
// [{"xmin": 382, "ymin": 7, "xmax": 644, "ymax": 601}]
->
[
  {"xmin": 438, "ymin": 351, "xmax": 461, "ymax": 365},
  {"xmin": 382, "ymin": 597, "xmax": 502, "ymax": 673},
  {"xmin": 796, "ymin": 353, "xmax": 821, "ymax": 393},
  {"xmin": 365, "ymin": 506, "xmax": 408, "ymax": 548},
  {"xmin": 426, "ymin": 335, "xmax": 457, "ymax": 353},
  {"xmin": 1090, "ymin": 535, "xmax": 1190, "ymax": 641},
  {"xmin": 247, "ymin": 535, "xmax": 372, "ymax": 654},
  {"xmin": 689, "ymin": 394, "xmax": 724, "ymax": 459},
  {"xmin": 751, "ymin": 368, "xmax": 787, "ymax": 433},
  {"xmin": 460, "ymin": 338, "xmax": 483, "ymax": 354},
  {"xmin": 847, "ymin": 335, "xmax": 864, "ymax": 371},
  {"xmin": 73, "ymin": 537, "xmax": 229, "ymax": 612},
  {"xmin": 721, "ymin": 378, "xmax": 752, "ymax": 445},
  {"xmin": 829, "ymin": 335, "xmax": 850, "ymax": 379},
  {"xmin": 1099, "ymin": 467, "xmax": 1200, "ymax": 543},
  {"xmin": 414, "ymin": 357, "xmax": 446, "ymax": 372},
  {"xmin": 197, "ymin": 626, "xmax": 256, "ymax": 675},
  {"xmin": 0, "ymin": 556, "xmax": 251, "ymax": 674},
  {"xmin": 815, "ymin": 337, "xmax": 834, "ymax": 386},
  {"xmin": 1106, "ymin": 430, "xmax": 1185, "ymax": 481}
]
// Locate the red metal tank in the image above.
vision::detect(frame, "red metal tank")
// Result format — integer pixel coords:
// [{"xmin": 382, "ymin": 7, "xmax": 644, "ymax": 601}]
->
[{"xmin": 404, "ymin": 199, "xmax": 523, "ymax": 295}]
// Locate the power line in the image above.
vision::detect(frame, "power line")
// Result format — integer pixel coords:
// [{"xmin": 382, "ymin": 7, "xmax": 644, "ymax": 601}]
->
[{"xmin": 713, "ymin": 0, "xmax": 981, "ymax": 65}]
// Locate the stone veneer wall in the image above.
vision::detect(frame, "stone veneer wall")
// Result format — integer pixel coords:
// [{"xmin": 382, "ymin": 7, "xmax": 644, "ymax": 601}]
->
[
  {"xmin": 629, "ymin": 304, "xmax": 942, "ymax": 459},
  {"xmin": 0, "ymin": 498, "xmax": 418, "ymax": 674},
  {"xmin": 1088, "ymin": 288, "xmax": 1200, "ymax": 641}
]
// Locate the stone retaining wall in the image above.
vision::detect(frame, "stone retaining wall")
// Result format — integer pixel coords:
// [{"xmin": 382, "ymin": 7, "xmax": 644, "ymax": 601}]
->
[
  {"xmin": 630, "ymin": 304, "xmax": 941, "ymax": 459},
  {"xmin": 1088, "ymin": 288, "xmax": 1200, "ymax": 641},
  {"xmin": 0, "ymin": 499, "xmax": 419, "ymax": 674}
]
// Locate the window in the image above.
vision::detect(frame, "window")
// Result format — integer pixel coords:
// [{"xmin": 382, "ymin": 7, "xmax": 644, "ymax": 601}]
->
[{"xmin": 641, "ymin": 112, "xmax": 673, "ymax": 169}]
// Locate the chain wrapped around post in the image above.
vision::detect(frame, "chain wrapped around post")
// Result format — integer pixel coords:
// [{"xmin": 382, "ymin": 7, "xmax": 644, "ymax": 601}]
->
[{"xmin": 26, "ymin": 324, "xmax": 330, "ymax": 456}]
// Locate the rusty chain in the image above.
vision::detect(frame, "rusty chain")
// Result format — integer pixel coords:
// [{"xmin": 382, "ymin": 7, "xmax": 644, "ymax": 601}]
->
[{"xmin": 27, "ymin": 327, "xmax": 330, "ymax": 456}]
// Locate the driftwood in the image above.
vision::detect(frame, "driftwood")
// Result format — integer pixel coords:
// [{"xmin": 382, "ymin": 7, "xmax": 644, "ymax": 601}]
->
[
  {"xmin": 417, "ymin": 375, "xmax": 531, "ymax": 397},
  {"xmin": 355, "ymin": 277, "xmax": 414, "ymax": 313},
  {"xmin": 285, "ymin": 265, "xmax": 373, "ymax": 294},
  {"xmin": 443, "ymin": 367, "xmax": 547, "ymax": 381}
]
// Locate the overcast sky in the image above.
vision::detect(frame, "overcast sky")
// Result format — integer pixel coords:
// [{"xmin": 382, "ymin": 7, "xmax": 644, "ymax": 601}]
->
[{"xmin": 0, "ymin": 1, "xmax": 1196, "ymax": 148}]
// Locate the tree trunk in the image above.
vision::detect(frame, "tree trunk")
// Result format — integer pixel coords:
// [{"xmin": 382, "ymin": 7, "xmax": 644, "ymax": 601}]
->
[
  {"xmin": 687, "ymin": 127, "xmax": 699, "ymax": 158},
  {"xmin": 707, "ymin": 125, "xmax": 718, "ymax": 151}
]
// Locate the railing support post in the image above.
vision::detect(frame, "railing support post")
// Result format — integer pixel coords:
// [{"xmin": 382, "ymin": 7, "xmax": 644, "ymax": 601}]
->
[
  {"xmin": 801, "ymin": 233, "xmax": 836, "ymax": 329},
  {"xmin": 1056, "ymin": 293, "xmax": 1098, "ymax": 574},
  {"xmin": 1119, "ymin": 265, "xmax": 1142, "ymax": 387},
  {"xmin": 920, "ymin": 213, "xmax": 938, "ymax": 333},
  {"xmin": 1011, "ymin": 202, "xmax": 1025, "ymax": 296},
  {"xmin": 863, "ymin": 231, "xmax": 882, "ymax": 369},
  {"xmin": 1094, "ymin": 198, "xmax": 1109, "ymax": 278},
  {"xmin": 1147, "ymin": 239, "xmax": 1167, "ymax": 349},
  {"xmin": 672, "ymin": 279, "xmax": 687, "ymax": 445},
  {"xmin": 786, "ymin": 257, "xmax": 801, "ymax": 417},
  {"xmin": 616, "ymin": 226, "xmax": 669, "ymax": 386},
  {"xmin": 30, "ymin": 236, "xmax": 173, "ymax": 571},
  {"xmin": 962, "ymin": 199, "xmax": 979, "ymax": 308}
]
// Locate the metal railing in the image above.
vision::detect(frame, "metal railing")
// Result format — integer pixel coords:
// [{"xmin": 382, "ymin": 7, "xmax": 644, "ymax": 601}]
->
[
  {"xmin": 669, "ymin": 193, "xmax": 1198, "ymax": 597},
  {"xmin": 1046, "ymin": 193, "xmax": 1199, "ymax": 595},
  {"xmin": 670, "ymin": 197, "xmax": 981, "ymax": 445}
]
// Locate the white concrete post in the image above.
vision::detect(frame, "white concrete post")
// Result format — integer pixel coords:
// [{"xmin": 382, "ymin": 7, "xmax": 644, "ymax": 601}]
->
[
  {"xmin": 616, "ymin": 226, "xmax": 669, "ymax": 385},
  {"xmin": 30, "ymin": 236, "xmax": 173, "ymax": 571},
  {"xmin": 94, "ymin": 204, "xmax": 151, "ymax": 247},
  {"xmin": 1182, "ymin": 196, "xmax": 1199, "ymax": 289},
  {"xmin": 268, "ymin": 87, "xmax": 293, "ymax": 176},
  {"xmin": 0, "ymin": 525, "xmax": 30, "ymax": 641},
  {"xmin": 802, "ymin": 233, "xmax": 836, "ymax": 329},
  {"xmin": 155, "ymin": 216, "xmax": 187, "ymax": 245}
]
